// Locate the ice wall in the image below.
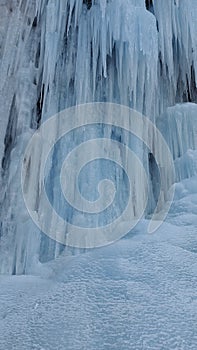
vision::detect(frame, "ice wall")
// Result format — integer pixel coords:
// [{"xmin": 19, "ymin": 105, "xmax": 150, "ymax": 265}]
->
[
  {"xmin": 157, "ymin": 103, "xmax": 197, "ymax": 181},
  {"xmin": 0, "ymin": 0, "xmax": 197, "ymax": 274}
]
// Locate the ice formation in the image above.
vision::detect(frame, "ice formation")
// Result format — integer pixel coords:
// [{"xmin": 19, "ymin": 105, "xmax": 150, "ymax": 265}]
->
[{"xmin": 0, "ymin": 0, "xmax": 197, "ymax": 273}]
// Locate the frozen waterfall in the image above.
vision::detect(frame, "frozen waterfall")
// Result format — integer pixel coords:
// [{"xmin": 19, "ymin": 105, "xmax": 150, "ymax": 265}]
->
[{"xmin": 0, "ymin": 0, "xmax": 197, "ymax": 274}]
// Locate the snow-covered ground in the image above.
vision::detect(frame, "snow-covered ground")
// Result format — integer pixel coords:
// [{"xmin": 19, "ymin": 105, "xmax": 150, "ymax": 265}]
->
[{"xmin": 0, "ymin": 161, "xmax": 196, "ymax": 350}]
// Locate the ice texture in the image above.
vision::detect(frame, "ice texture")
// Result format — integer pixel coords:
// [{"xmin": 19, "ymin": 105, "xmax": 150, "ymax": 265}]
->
[
  {"xmin": 0, "ymin": 0, "xmax": 197, "ymax": 273},
  {"xmin": 0, "ymin": 171, "xmax": 197, "ymax": 349},
  {"xmin": 157, "ymin": 103, "xmax": 197, "ymax": 180}
]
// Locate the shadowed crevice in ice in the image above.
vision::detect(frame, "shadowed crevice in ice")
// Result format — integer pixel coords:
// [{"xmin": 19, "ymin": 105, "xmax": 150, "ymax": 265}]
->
[
  {"xmin": 1, "ymin": 95, "xmax": 18, "ymax": 172},
  {"xmin": 83, "ymin": 0, "xmax": 92, "ymax": 10}
]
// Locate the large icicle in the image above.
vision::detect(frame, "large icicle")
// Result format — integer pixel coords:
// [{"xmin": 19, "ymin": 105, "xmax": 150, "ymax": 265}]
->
[{"xmin": 157, "ymin": 103, "xmax": 197, "ymax": 181}]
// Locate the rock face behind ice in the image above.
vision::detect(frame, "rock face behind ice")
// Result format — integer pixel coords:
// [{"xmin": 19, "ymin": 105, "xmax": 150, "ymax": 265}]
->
[{"xmin": 0, "ymin": 0, "xmax": 197, "ymax": 273}]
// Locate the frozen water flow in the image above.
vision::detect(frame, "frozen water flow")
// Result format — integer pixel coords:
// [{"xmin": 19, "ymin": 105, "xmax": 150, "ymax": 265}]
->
[{"xmin": 0, "ymin": 0, "xmax": 196, "ymax": 273}]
